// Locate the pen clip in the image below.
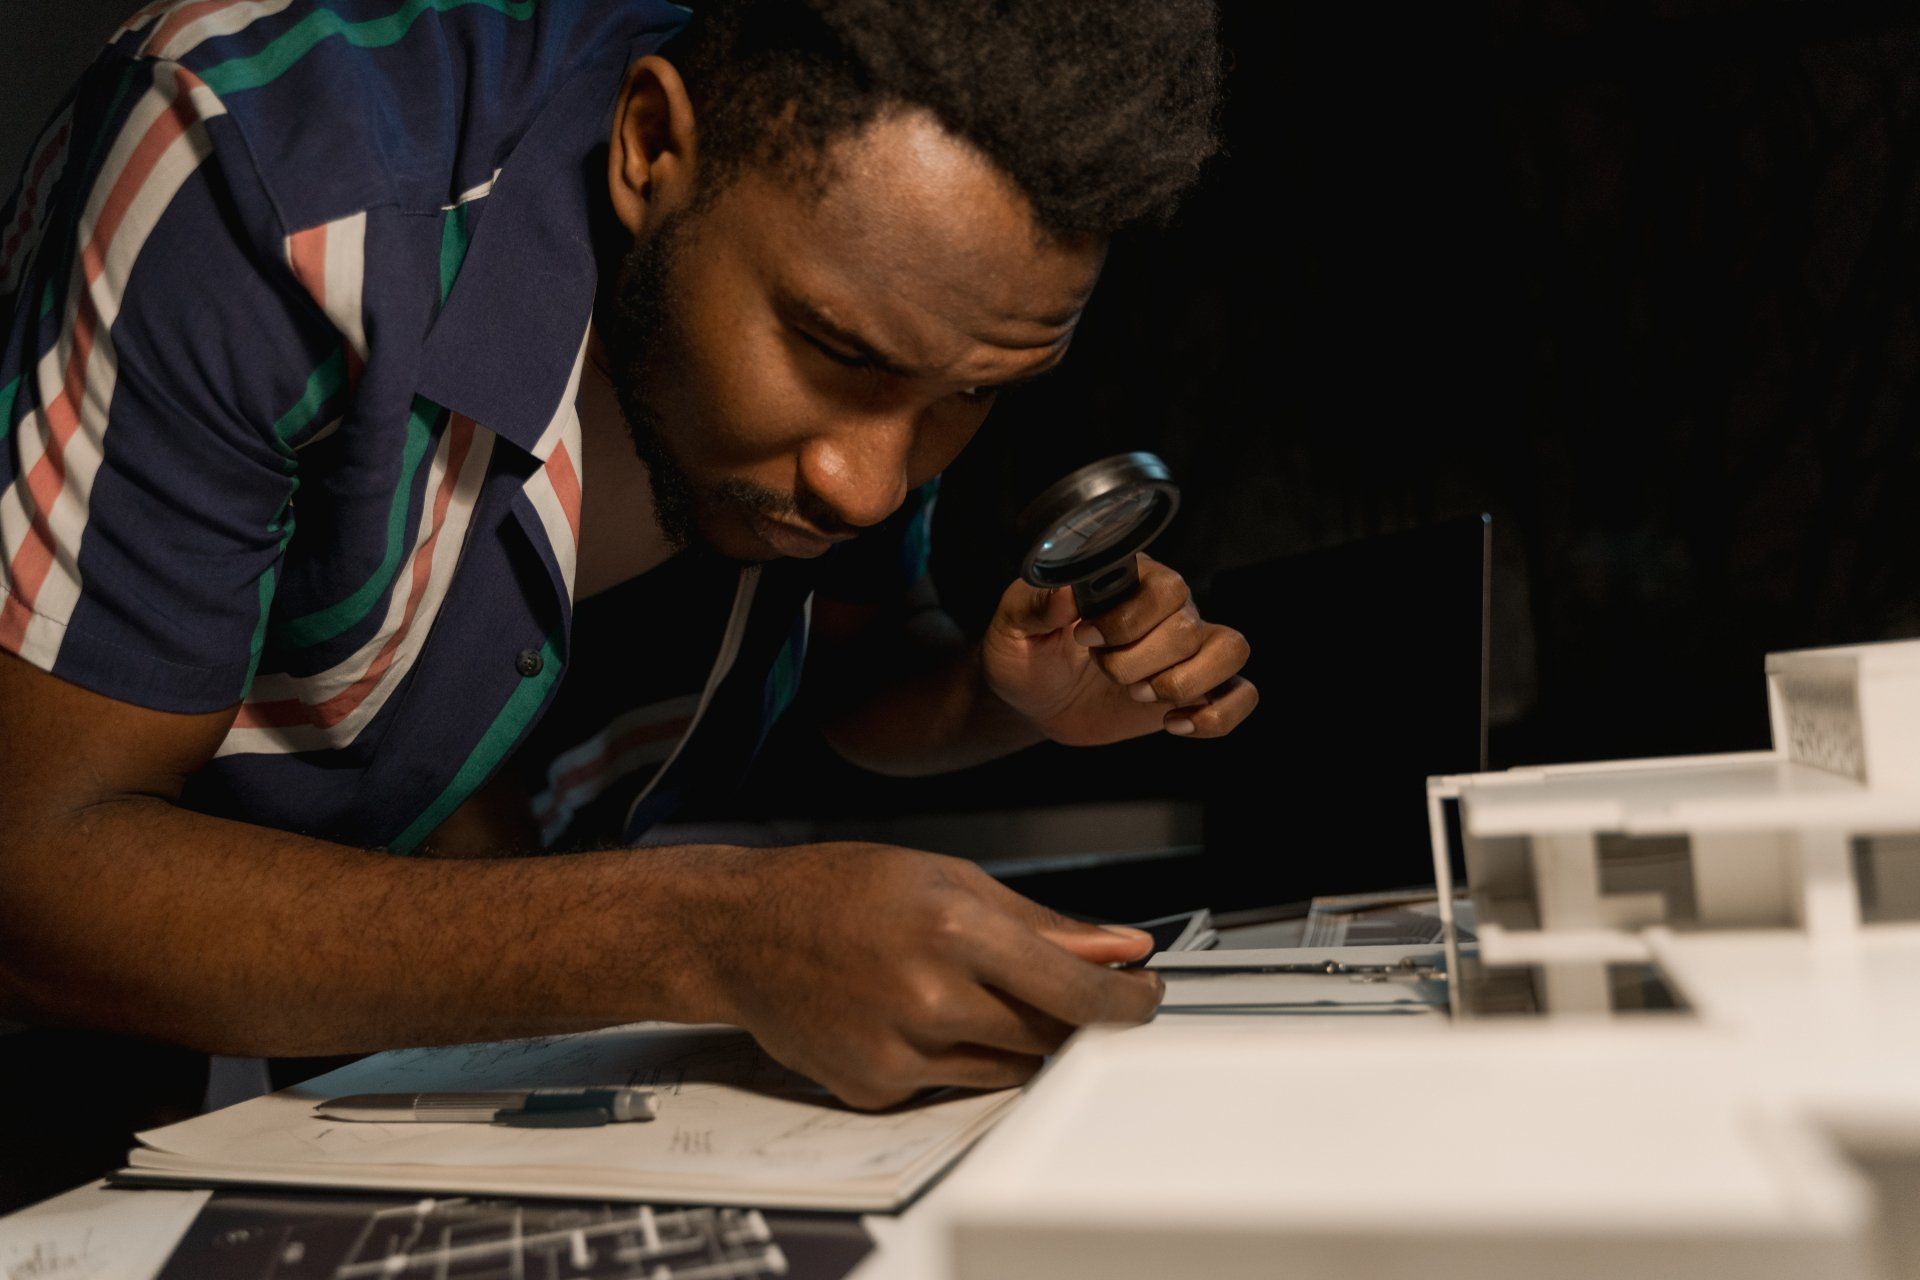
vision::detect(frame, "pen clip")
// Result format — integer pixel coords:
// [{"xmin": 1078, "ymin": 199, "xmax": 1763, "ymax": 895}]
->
[{"xmin": 496, "ymin": 1106, "xmax": 613, "ymax": 1128}]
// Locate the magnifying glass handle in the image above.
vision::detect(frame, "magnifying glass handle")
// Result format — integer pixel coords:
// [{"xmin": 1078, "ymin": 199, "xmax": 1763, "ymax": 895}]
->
[{"xmin": 1071, "ymin": 554, "xmax": 1142, "ymax": 619}]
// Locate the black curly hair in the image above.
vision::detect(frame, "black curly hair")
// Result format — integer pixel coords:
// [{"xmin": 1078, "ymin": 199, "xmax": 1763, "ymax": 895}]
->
[{"xmin": 666, "ymin": 0, "xmax": 1222, "ymax": 238}]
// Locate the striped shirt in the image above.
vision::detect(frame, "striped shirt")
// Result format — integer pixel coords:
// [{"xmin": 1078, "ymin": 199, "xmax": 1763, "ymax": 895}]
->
[{"xmin": 0, "ymin": 0, "xmax": 935, "ymax": 852}]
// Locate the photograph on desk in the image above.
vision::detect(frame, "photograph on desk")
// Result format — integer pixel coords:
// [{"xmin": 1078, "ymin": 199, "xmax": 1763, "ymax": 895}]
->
[{"xmin": 154, "ymin": 1193, "xmax": 872, "ymax": 1280}]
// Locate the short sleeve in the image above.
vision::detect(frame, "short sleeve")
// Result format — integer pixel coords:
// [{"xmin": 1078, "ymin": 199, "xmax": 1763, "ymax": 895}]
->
[
  {"xmin": 0, "ymin": 56, "xmax": 341, "ymax": 713},
  {"xmin": 810, "ymin": 476, "xmax": 940, "ymax": 604}
]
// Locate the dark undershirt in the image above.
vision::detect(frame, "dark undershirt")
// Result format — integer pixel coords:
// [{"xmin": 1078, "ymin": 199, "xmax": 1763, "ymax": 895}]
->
[{"xmin": 516, "ymin": 549, "xmax": 742, "ymax": 849}]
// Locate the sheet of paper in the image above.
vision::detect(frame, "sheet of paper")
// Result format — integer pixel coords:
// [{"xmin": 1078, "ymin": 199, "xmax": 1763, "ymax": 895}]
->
[
  {"xmin": 1156, "ymin": 967, "xmax": 1446, "ymax": 1013},
  {"xmin": 132, "ymin": 1024, "xmax": 1014, "ymax": 1207},
  {"xmin": 1149, "ymin": 944, "xmax": 1445, "ymax": 971},
  {"xmin": 1210, "ymin": 916, "xmax": 1308, "ymax": 948},
  {"xmin": 0, "ymin": 1183, "xmax": 207, "ymax": 1280},
  {"xmin": 1301, "ymin": 892, "xmax": 1476, "ymax": 947}
]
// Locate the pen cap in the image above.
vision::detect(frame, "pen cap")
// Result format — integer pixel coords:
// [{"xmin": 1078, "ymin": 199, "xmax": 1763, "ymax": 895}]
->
[
  {"xmin": 608, "ymin": 1087, "xmax": 657, "ymax": 1122},
  {"xmin": 515, "ymin": 1087, "xmax": 656, "ymax": 1123}
]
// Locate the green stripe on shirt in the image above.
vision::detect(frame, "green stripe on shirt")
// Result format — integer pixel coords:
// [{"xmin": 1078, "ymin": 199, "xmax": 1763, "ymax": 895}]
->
[
  {"xmin": 390, "ymin": 628, "xmax": 563, "ymax": 853},
  {"xmin": 439, "ymin": 200, "xmax": 471, "ymax": 302},
  {"xmin": 270, "ymin": 344, "xmax": 347, "ymax": 461},
  {"xmin": 272, "ymin": 393, "xmax": 439, "ymax": 649},
  {"xmin": 243, "ymin": 347, "xmax": 348, "ymax": 687},
  {"xmin": 271, "ymin": 203, "xmax": 472, "ymax": 651},
  {"xmin": 200, "ymin": 0, "xmax": 538, "ymax": 97}
]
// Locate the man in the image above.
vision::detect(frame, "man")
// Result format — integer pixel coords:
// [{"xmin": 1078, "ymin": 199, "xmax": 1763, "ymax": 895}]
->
[{"xmin": 0, "ymin": 0, "xmax": 1251, "ymax": 1112}]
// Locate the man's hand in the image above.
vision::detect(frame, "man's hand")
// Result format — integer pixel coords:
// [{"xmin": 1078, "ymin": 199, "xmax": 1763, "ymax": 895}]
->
[
  {"xmin": 980, "ymin": 553, "xmax": 1258, "ymax": 747},
  {"xmin": 683, "ymin": 843, "xmax": 1162, "ymax": 1110}
]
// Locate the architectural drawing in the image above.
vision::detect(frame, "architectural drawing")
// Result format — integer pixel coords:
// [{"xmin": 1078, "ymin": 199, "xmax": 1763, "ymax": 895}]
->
[{"xmin": 154, "ymin": 1191, "xmax": 872, "ymax": 1280}]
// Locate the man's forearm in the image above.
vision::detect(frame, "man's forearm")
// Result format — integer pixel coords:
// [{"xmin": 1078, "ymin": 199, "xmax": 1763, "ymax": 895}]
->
[
  {"xmin": 0, "ymin": 798, "xmax": 734, "ymax": 1056},
  {"xmin": 818, "ymin": 606, "xmax": 1045, "ymax": 777}
]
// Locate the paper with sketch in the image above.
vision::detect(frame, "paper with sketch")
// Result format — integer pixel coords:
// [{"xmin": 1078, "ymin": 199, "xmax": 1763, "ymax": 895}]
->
[
  {"xmin": 0, "ymin": 1183, "xmax": 208, "ymax": 1280},
  {"xmin": 124, "ymin": 1024, "xmax": 1019, "ymax": 1213}
]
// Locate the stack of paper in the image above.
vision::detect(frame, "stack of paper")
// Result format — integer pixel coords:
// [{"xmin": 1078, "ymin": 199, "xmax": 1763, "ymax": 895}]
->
[
  {"xmin": 1133, "ymin": 908, "xmax": 1218, "ymax": 955},
  {"xmin": 121, "ymin": 1024, "xmax": 1020, "ymax": 1212},
  {"xmin": 1147, "ymin": 944, "xmax": 1449, "ymax": 1016}
]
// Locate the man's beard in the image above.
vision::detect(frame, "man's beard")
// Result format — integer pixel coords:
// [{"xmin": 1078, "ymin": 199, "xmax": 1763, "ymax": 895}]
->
[
  {"xmin": 603, "ymin": 209, "xmax": 706, "ymax": 552},
  {"xmin": 602, "ymin": 210, "xmax": 820, "ymax": 561}
]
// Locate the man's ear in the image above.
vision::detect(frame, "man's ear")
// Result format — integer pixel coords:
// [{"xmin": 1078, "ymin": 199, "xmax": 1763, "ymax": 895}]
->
[{"xmin": 607, "ymin": 55, "xmax": 698, "ymax": 237}]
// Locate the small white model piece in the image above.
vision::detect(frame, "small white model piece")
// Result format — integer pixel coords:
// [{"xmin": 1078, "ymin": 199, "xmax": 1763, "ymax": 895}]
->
[{"xmin": 1427, "ymin": 638, "xmax": 1920, "ymax": 965}]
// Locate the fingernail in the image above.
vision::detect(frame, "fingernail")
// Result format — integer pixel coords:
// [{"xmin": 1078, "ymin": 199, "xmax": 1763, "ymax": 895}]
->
[
  {"xmin": 1166, "ymin": 718, "xmax": 1196, "ymax": 736},
  {"xmin": 1074, "ymin": 623, "xmax": 1106, "ymax": 647},
  {"xmin": 1099, "ymin": 925, "xmax": 1153, "ymax": 946},
  {"xmin": 1128, "ymin": 682, "xmax": 1157, "ymax": 703}
]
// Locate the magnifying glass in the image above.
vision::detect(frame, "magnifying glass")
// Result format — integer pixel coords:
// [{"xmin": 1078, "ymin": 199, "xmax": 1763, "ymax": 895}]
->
[{"xmin": 1016, "ymin": 452, "xmax": 1180, "ymax": 618}]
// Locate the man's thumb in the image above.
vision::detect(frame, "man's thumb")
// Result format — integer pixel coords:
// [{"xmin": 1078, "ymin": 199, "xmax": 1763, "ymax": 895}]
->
[
  {"xmin": 1042, "ymin": 915, "xmax": 1155, "ymax": 965},
  {"xmin": 994, "ymin": 579, "xmax": 1079, "ymax": 640}
]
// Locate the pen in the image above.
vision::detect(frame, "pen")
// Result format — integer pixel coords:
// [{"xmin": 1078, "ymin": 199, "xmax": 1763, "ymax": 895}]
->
[{"xmin": 314, "ymin": 1087, "xmax": 656, "ymax": 1128}]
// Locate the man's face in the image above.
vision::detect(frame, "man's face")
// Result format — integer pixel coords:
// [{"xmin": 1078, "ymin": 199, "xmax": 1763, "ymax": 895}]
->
[{"xmin": 603, "ymin": 110, "xmax": 1107, "ymax": 561}]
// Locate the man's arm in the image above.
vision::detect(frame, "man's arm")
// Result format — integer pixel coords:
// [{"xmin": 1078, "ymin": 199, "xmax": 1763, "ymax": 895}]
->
[
  {"xmin": 0, "ymin": 650, "xmax": 1160, "ymax": 1108},
  {"xmin": 810, "ymin": 576, "xmax": 1047, "ymax": 777}
]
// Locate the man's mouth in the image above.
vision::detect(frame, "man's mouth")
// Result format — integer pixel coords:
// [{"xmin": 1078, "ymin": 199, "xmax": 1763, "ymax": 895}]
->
[{"xmin": 749, "ymin": 511, "xmax": 851, "ymax": 558}]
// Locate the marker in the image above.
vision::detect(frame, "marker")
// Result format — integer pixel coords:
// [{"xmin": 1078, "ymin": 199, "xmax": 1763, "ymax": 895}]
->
[{"xmin": 314, "ymin": 1087, "xmax": 656, "ymax": 1128}]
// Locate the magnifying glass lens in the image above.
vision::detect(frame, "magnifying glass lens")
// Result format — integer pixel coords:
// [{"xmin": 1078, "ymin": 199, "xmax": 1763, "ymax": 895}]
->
[
  {"xmin": 1016, "ymin": 452, "xmax": 1180, "ymax": 616},
  {"xmin": 1035, "ymin": 487, "xmax": 1160, "ymax": 566}
]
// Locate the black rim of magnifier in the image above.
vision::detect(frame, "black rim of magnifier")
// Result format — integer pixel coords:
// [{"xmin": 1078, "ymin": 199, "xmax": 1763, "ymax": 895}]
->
[{"xmin": 1016, "ymin": 452, "xmax": 1180, "ymax": 589}]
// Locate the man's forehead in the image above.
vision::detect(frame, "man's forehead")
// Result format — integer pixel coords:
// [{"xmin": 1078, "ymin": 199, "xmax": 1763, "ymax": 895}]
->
[{"xmin": 725, "ymin": 111, "xmax": 1104, "ymax": 351}]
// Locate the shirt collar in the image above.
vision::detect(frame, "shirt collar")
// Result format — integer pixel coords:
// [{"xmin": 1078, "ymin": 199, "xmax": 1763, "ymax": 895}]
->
[{"xmin": 415, "ymin": 17, "xmax": 684, "ymax": 460}]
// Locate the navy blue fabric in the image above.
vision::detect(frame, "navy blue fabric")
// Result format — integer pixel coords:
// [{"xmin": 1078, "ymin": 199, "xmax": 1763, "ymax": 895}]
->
[{"xmin": 0, "ymin": 1, "xmax": 938, "ymax": 853}]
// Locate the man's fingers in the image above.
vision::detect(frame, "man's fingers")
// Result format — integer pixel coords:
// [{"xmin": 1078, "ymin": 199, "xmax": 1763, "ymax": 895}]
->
[
  {"xmin": 969, "ymin": 910, "xmax": 1164, "ymax": 1028},
  {"xmin": 904, "ymin": 986, "xmax": 1076, "ymax": 1058},
  {"xmin": 918, "ymin": 1045, "xmax": 1047, "ymax": 1093},
  {"xmin": 967, "ymin": 873, "xmax": 1155, "ymax": 965},
  {"xmin": 1042, "ymin": 922, "xmax": 1156, "ymax": 966},
  {"xmin": 994, "ymin": 579, "xmax": 1078, "ymax": 639},
  {"xmin": 1094, "ymin": 601, "xmax": 1204, "ymax": 687},
  {"xmin": 1132, "ymin": 626, "xmax": 1253, "ymax": 708},
  {"xmin": 1071, "ymin": 554, "xmax": 1187, "ymax": 648},
  {"xmin": 1166, "ymin": 675, "xmax": 1260, "ymax": 739}
]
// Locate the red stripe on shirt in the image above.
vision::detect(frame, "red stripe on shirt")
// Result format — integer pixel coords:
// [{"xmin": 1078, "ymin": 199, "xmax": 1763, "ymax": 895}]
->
[
  {"xmin": 144, "ymin": 0, "xmax": 251, "ymax": 59},
  {"xmin": 286, "ymin": 220, "xmax": 328, "ymax": 311},
  {"xmin": 532, "ymin": 713, "xmax": 696, "ymax": 822},
  {"xmin": 545, "ymin": 437, "xmax": 582, "ymax": 545},
  {"xmin": 235, "ymin": 414, "xmax": 477, "ymax": 729},
  {"xmin": 0, "ymin": 68, "xmax": 208, "ymax": 650}
]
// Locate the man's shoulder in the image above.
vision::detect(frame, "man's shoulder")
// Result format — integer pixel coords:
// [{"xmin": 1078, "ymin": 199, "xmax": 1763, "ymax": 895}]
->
[{"xmin": 106, "ymin": 0, "xmax": 689, "ymax": 234}]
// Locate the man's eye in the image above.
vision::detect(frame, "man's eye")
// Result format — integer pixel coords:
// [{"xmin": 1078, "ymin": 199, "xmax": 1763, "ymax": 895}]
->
[{"xmin": 805, "ymin": 333, "xmax": 872, "ymax": 370}]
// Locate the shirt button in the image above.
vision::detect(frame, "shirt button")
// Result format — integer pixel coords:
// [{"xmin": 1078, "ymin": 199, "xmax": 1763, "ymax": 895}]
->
[{"xmin": 514, "ymin": 648, "xmax": 544, "ymax": 678}]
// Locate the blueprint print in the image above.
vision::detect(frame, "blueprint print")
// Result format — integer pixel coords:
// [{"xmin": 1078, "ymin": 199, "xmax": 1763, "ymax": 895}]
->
[{"xmin": 153, "ymin": 1190, "xmax": 872, "ymax": 1280}]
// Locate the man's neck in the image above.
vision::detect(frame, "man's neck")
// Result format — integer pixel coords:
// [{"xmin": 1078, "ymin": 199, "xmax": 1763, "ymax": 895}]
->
[{"xmin": 573, "ymin": 328, "xmax": 679, "ymax": 601}]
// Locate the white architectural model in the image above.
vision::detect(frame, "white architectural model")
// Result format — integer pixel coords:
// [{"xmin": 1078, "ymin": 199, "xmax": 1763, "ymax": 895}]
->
[
  {"xmin": 1430, "ymin": 638, "xmax": 1920, "ymax": 964},
  {"xmin": 944, "ymin": 638, "xmax": 1920, "ymax": 1280}
]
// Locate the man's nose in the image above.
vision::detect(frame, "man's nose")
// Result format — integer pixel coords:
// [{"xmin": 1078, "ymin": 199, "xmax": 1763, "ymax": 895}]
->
[{"xmin": 798, "ymin": 415, "xmax": 915, "ymax": 531}]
